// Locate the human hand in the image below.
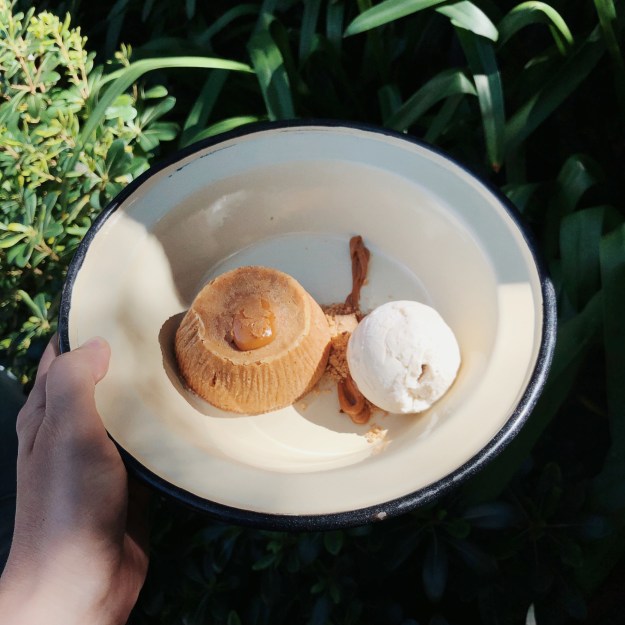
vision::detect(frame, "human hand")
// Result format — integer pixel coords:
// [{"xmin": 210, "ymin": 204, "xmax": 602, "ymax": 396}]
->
[{"xmin": 0, "ymin": 337, "xmax": 149, "ymax": 625}]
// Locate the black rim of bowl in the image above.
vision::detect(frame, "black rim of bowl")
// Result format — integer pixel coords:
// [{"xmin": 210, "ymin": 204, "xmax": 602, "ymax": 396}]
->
[{"xmin": 58, "ymin": 119, "xmax": 557, "ymax": 531}]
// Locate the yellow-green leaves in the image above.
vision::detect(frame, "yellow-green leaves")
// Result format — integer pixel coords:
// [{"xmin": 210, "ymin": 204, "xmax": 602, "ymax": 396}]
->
[{"xmin": 498, "ymin": 2, "xmax": 573, "ymax": 53}]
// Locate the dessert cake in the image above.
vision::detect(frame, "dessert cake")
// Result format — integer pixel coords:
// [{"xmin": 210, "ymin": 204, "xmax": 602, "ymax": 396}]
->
[{"xmin": 175, "ymin": 266, "xmax": 331, "ymax": 414}]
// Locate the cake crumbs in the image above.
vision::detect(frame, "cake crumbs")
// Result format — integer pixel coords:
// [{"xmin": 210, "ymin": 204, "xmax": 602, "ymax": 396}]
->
[
  {"xmin": 365, "ymin": 424, "xmax": 387, "ymax": 444},
  {"xmin": 322, "ymin": 324, "xmax": 378, "ymax": 424},
  {"xmin": 326, "ymin": 332, "xmax": 351, "ymax": 382}
]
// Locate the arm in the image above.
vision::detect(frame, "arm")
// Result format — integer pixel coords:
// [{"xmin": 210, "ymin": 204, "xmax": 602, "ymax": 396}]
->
[{"xmin": 0, "ymin": 337, "xmax": 149, "ymax": 625}]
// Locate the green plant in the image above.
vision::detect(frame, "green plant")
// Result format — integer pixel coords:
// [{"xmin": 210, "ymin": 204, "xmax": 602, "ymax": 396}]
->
[
  {"xmin": 0, "ymin": 2, "xmax": 169, "ymax": 379},
  {"xmin": 0, "ymin": 0, "xmax": 250, "ymax": 382}
]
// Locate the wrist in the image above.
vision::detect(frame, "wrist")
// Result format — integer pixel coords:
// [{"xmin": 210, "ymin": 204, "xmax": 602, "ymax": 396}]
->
[{"xmin": 0, "ymin": 563, "xmax": 119, "ymax": 625}]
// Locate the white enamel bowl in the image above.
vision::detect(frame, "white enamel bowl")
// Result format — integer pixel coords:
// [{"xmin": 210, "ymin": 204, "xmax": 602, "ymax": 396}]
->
[{"xmin": 59, "ymin": 122, "xmax": 556, "ymax": 529}]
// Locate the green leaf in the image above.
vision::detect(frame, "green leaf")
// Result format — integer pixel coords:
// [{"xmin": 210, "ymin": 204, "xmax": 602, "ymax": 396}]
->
[
  {"xmin": 323, "ymin": 530, "xmax": 343, "ymax": 556},
  {"xmin": 183, "ymin": 116, "xmax": 263, "ymax": 144},
  {"xmin": 248, "ymin": 29, "xmax": 295, "ymax": 119},
  {"xmin": 104, "ymin": 93, "xmax": 137, "ymax": 122},
  {"xmin": 378, "ymin": 83, "xmax": 403, "ymax": 123},
  {"xmin": 227, "ymin": 611, "xmax": 242, "ymax": 625},
  {"xmin": 105, "ymin": 139, "xmax": 128, "ymax": 172},
  {"xmin": 198, "ymin": 4, "xmax": 259, "ymax": 44},
  {"xmin": 504, "ymin": 29, "xmax": 605, "ymax": 160},
  {"xmin": 298, "ymin": 533, "xmax": 320, "ymax": 565},
  {"xmin": 577, "ymin": 515, "xmax": 613, "ymax": 541},
  {"xmin": 308, "ymin": 595, "xmax": 332, "ymax": 625},
  {"xmin": 455, "ymin": 27, "xmax": 505, "ymax": 170},
  {"xmin": 0, "ymin": 232, "xmax": 27, "ymax": 248},
  {"xmin": 344, "ymin": 0, "xmax": 447, "ymax": 37},
  {"xmin": 576, "ymin": 509, "xmax": 625, "ymax": 594},
  {"xmin": 437, "ymin": 1, "xmax": 498, "ymax": 41},
  {"xmin": 33, "ymin": 126, "xmax": 61, "ymax": 139},
  {"xmin": 462, "ymin": 502, "xmax": 518, "ymax": 529},
  {"xmin": 180, "ymin": 71, "xmax": 230, "ymax": 148},
  {"xmin": 498, "ymin": 2, "xmax": 573, "ymax": 54},
  {"xmin": 149, "ymin": 122, "xmax": 179, "ymax": 140},
  {"xmin": 543, "ymin": 154, "xmax": 601, "ymax": 261},
  {"xmin": 555, "ymin": 156, "xmax": 600, "ymax": 215},
  {"xmin": 104, "ymin": 0, "xmax": 130, "ymax": 58},
  {"xmin": 593, "ymin": 0, "xmax": 625, "ymax": 118},
  {"xmin": 252, "ymin": 552, "xmax": 276, "ymax": 571},
  {"xmin": 33, "ymin": 294, "xmax": 48, "ymax": 320},
  {"xmin": 385, "ymin": 68, "xmax": 476, "ymax": 131},
  {"xmin": 7, "ymin": 243, "xmax": 31, "ymax": 267},
  {"xmin": 422, "ymin": 535, "xmax": 448, "ymax": 601},
  {"xmin": 137, "ymin": 132, "xmax": 160, "ymax": 152},
  {"xmin": 42, "ymin": 221, "xmax": 63, "ymax": 239},
  {"xmin": 16, "ymin": 290, "xmax": 45, "ymax": 319},
  {"xmin": 143, "ymin": 85, "xmax": 168, "ymax": 99},
  {"xmin": 2, "ymin": 223, "xmax": 28, "ymax": 233},
  {"xmin": 79, "ymin": 56, "xmax": 252, "ymax": 153},
  {"xmin": 140, "ymin": 95, "xmax": 176, "ymax": 126},
  {"xmin": 299, "ymin": 0, "xmax": 322, "ymax": 62},
  {"xmin": 447, "ymin": 537, "xmax": 496, "ymax": 575},
  {"xmin": 592, "ymin": 225, "xmax": 625, "ymax": 509},
  {"xmin": 40, "ymin": 70, "xmax": 62, "ymax": 83},
  {"xmin": 424, "ymin": 94, "xmax": 464, "ymax": 143},
  {"xmin": 326, "ymin": 0, "xmax": 345, "ymax": 49},
  {"xmin": 24, "ymin": 190, "xmax": 37, "ymax": 224},
  {"xmin": 503, "ymin": 182, "xmax": 540, "ymax": 213},
  {"xmin": 559, "ymin": 206, "xmax": 605, "ymax": 310}
]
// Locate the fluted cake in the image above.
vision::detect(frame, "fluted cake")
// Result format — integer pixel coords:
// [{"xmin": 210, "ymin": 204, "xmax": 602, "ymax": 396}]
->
[{"xmin": 175, "ymin": 266, "xmax": 331, "ymax": 414}]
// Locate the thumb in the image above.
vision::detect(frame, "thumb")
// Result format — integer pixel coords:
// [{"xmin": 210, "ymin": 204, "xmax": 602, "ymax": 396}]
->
[
  {"xmin": 75, "ymin": 336, "xmax": 111, "ymax": 383},
  {"xmin": 44, "ymin": 337, "xmax": 111, "ymax": 439}
]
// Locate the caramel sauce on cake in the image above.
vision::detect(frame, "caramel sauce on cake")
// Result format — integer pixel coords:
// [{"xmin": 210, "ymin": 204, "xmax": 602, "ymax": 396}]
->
[{"xmin": 175, "ymin": 266, "xmax": 331, "ymax": 415}]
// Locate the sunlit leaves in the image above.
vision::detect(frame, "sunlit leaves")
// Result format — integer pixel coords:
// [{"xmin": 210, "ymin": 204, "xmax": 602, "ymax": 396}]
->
[
  {"xmin": 0, "ymin": 2, "xmax": 201, "ymax": 378},
  {"xmin": 503, "ymin": 30, "xmax": 605, "ymax": 160},
  {"xmin": 385, "ymin": 68, "xmax": 476, "ymax": 131},
  {"xmin": 344, "ymin": 0, "xmax": 447, "ymax": 37},
  {"xmin": 498, "ymin": 2, "xmax": 573, "ymax": 54},
  {"xmin": 455, "ymin": 27, "xmax": 504, "ymax": 170},
  {"xmin": 437, "ymin": 1, "xmax": 497, "ymax": 41},
  {"xmin": 248, "ymin": 28, "xmax": 296, "ymax": 119}
]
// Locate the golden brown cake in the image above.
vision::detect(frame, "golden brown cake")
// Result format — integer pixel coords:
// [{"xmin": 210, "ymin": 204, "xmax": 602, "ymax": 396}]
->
[{"xmin": 175, "ymin": 266, "xmax": 331, "ymax": 414}]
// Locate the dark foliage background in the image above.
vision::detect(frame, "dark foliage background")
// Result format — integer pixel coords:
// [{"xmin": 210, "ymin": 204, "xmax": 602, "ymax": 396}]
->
[{"xmin": 2, "ymin": 1, "xmax": 625, "ymax": 624}]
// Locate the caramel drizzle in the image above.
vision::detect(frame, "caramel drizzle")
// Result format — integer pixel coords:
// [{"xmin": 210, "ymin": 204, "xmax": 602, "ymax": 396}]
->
[
  {"xmin": 338, "ymin": 235, "xmax": 372, "ymax": 424},
  {"xmin": 344, "ymin": 235, "xmax": 370, "ymax": 313},
  {"xmin": 338, "ymin": 374, "xmax": 371, "ymax": 424}
]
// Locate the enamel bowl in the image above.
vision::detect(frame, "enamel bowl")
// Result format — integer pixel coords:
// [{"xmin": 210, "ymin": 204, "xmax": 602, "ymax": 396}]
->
[{"xmin": 59, "ymin": 122, "xmax": 556, "ymax": 529}]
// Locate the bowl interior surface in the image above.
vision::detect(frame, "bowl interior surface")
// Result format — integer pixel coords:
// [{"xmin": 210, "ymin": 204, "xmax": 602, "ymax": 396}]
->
[{"xmin": 66, "ymin": 125, "xmax": 546, "ymax": 520}]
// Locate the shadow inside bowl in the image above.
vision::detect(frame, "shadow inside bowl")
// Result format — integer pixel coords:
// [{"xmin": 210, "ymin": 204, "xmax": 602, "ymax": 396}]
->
[{"xmin": 159, "ymin": 311, "xmax": 228, "ymax": 418}]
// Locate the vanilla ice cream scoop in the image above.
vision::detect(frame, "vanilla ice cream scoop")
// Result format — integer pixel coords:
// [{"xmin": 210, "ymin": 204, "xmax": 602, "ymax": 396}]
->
[{"xmin": 346, "ymin": 301, "xmax": 461, "ymax": 414}]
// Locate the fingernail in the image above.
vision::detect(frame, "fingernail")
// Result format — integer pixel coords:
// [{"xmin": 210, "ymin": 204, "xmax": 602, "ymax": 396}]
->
[{"xmin": 81, "ymin": 336, "xmax": 108, "ymax": 350}]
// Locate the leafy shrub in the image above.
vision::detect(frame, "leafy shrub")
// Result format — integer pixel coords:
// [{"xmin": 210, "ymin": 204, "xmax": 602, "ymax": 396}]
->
[
  {"xmin": 0, "ymin": 0, "xmax": 249, "ymax": 382},
  {"xmin": 0, "ymin": 1, "xmax": 177, "ymax": 380}
]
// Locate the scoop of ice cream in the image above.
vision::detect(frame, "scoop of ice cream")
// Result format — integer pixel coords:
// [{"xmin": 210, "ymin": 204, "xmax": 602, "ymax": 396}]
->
[{"xmin": 346, "ymin": 301, "xmax": 461, "ymax": 414}]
